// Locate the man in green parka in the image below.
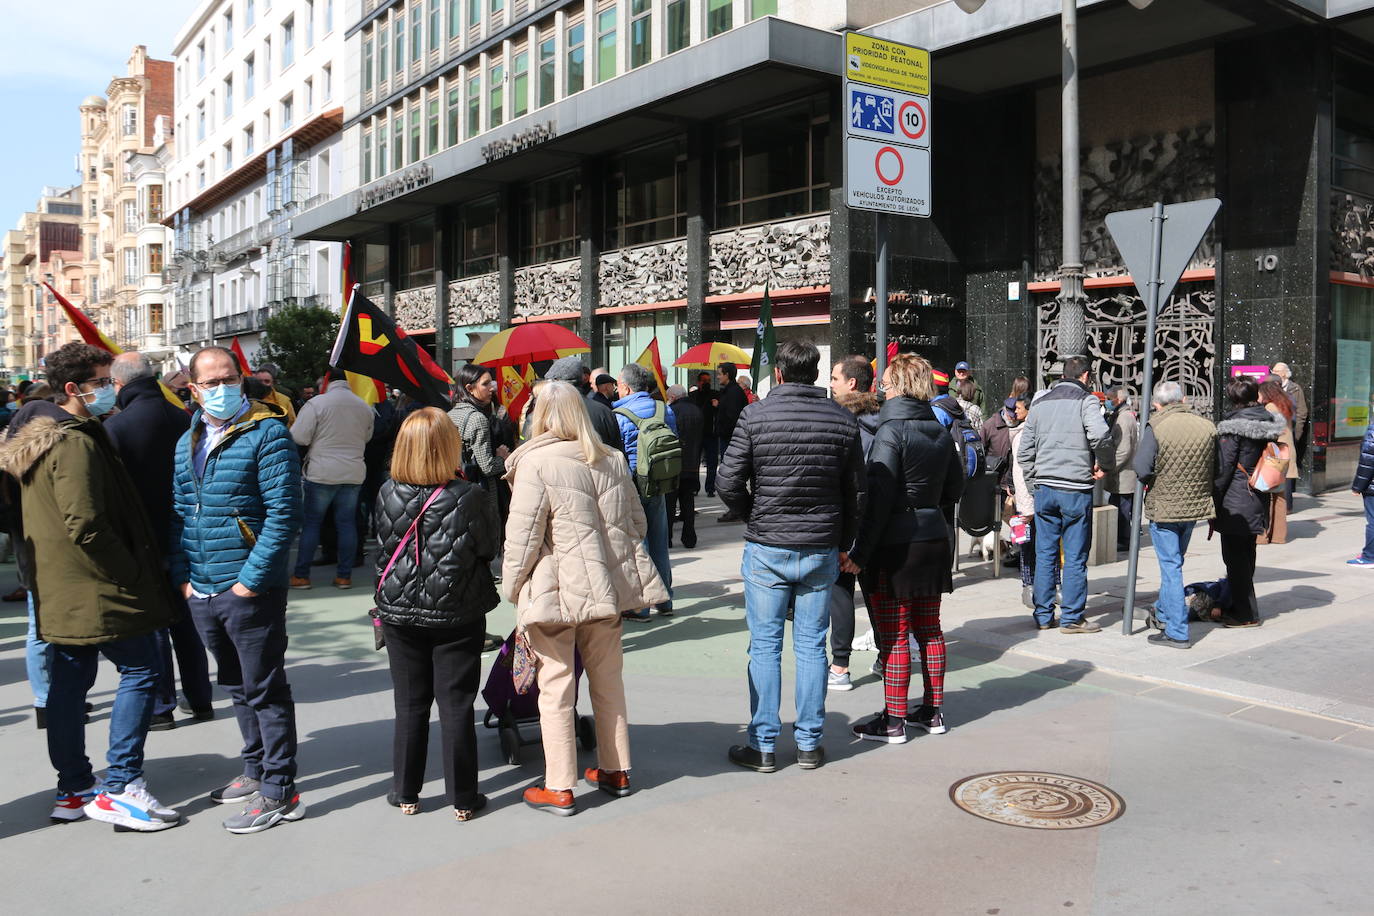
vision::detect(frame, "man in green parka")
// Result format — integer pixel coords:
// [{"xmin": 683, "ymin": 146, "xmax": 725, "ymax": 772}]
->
[{"xmin": 0, "ymin": 342, "xmax": 180, "ymax": 832}]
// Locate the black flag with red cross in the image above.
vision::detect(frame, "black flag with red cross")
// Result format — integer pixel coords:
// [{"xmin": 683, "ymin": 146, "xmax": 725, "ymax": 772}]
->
[{"xmin": 330, "ymin": 289, "xmax": 454, "ymax": 408}]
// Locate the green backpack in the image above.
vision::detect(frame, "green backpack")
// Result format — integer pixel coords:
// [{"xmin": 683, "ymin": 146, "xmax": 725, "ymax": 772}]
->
[{"xmin": 615, "ymin": 402, "xmax": 683, "ymax": 498}]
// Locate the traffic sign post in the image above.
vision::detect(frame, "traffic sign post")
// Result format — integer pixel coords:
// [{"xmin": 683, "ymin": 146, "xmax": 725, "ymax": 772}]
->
[{"xmin": 842, "ymin": 32, "xmax": 933, "ymax": 380}]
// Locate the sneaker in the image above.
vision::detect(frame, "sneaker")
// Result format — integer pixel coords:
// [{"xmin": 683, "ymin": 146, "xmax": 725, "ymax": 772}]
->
[
  {"xmin": 289, "ymin": 576, "xmax": 312, "ymax": 589},
  {"xmin": 85, "ymin": 780, "xmax": 180, "ymax": 832},
  {"xmin": 797, "ymin": 747, "xmax": 826, "ymax": 770},
  {"xmin": 717, "ymin": 511, "xmax": 741, "ymax": 523},
  {"xmin": 906, "ymin": 706, "xmax": 948, "ymax": 734},
  {"xmin": 871, "ymin": 659, "xmax": 884, "ymax": 678},
  {"xmin": 332, "ymin": 577, "xmax": 352, "ymax": 589},
  {"xmin": 223, "ymin": 791, "xmax": 305, "ymax": 834},
  {"xmin": 621, "ymin": 609, "xmax": 651, "ymax": 622},
  {"xmin": 728, "ymin": 744, "xmax": 777, "ymax": 773},
  {"xmin": 1060, "ymin": 620, "xmax": 1102, "ymax": 634},
  {"xmin": 523, "ymin": 784, "xmax": 577, "ymax": 816},
  {"xmin": 1037, "ymin": 618, "xmax": 1059, "ymax": 630},
  {"xmin": 210, "ymin": 774, "xmax": 262, "ymax": 805},
  {"xmin": 852, "ymin": 712, "xmax": 908, "ymax": 744},
  {"xmin": 1349, "ymin": 557, "xmax": 1374, "ymax": 567},
  {"xmin": 149, "ymin": 712, "xmax": 176, "ymax": 731},
  {"xmin": 584, "ymin": 767, "xmax": 632, "ymax": 798},
  {"xmin": 827, "ymin": 669, "xmax": 854, "ymax": 691},
  {"xmin": 655, "ymin": 603, "xmax": 674, "ymax": 617},
  {"xmin": 51, "ymin": 781, "xmax": 103, "ymax": 822},
  {"xmin": 1147, "ymin": 632, "xmax": 1191, "ymax": 649}
]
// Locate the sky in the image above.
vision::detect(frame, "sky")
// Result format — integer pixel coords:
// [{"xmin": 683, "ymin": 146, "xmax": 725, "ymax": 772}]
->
[{"xmin": 0, "ymin": 0, "xmax": 194, "ymax": 229}]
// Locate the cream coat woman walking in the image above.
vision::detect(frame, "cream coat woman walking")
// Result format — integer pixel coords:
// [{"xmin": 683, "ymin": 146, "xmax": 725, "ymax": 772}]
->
[{"xmin": 502, "ymin": 381, "xmax": 668, "ymax": 816}]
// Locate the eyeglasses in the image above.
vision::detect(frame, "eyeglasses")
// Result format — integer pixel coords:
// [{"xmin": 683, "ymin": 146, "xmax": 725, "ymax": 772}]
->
[
  {"xmin": 78, "ymin": 377, "xmax": 115, "ymax": 389},
  {"xmin": 194, "ymin": 377, "xmax": 241, "ymax": 390}
]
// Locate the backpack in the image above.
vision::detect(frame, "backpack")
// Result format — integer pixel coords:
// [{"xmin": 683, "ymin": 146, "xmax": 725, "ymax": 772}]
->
[
  {"xmin": 1244, "ymin": 441, "xmax": 1290, "ymax": 493},
  {"xmin": 932, "ymin": 400, "xmax": 986, "ymax": 479},
  {"xmin": 615, "ymin": 402, "xmax": 682, "ymax": 498}
]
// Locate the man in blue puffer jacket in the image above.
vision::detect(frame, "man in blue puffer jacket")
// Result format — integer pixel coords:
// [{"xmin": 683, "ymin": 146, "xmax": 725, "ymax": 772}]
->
[
  {"xmin": 613, "ymin": 363, "xmax": 678, "ymax": 620},
  {"xmin": 169, "ymin": 346, "xmax": 304, "ymax": 834},
  {"xmin": 1349, "ymin": 415, "xmax": 1374, "ymax": 566}
]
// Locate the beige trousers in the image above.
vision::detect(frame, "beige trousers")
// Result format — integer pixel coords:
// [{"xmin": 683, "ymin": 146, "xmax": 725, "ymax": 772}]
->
[{"xmin": 525, "ymin": 616, "xmax": 631, "ymax": 791}]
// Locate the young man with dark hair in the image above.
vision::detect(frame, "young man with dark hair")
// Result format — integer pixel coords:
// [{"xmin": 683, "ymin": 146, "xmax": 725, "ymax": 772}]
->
[
  {"xmin": 0, "ymin": 342, "xmax": 181, "ymax": 830},
  {"xmin": 171, "ymin": 346, "xmax": 304, "ymax": 833},
  {"xmin": 717, "ymin": 340, "xmax": 865, "ymax": 771}
]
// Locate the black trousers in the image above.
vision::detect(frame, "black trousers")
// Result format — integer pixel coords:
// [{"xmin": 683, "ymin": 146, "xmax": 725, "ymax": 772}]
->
[
  {"xmin": 1218, "ymin": 517, "xmax": 1259, "ymax": 623},
  {"xmin": 665, "ymin": 476, "xmax": 698, "ymax": 547},
  {"xmin": 153, "ymin": 585, "xmax": 213, "ymax": 717},
  {"xmin": 382, "ymin": 620, "xmax": 485, "ymax": 809}
]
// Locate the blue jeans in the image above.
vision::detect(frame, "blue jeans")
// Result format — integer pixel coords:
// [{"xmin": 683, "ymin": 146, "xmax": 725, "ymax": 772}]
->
[
  {"xmin": 1363, "ymin": 495, "xmax": 1374, "ymax": 561},
  {"xmin": 641, "ymin": 494, "xmax": 673, "ymax": 608},
  {"xmin": 1150, "ymin": 521, "xmax": 1195, "ymax": 642},
  {"xmin": 1033, "ymin": 486, "xmax": 1093, "ymax": 625},
  {"xmin": 294, "ymin": 481, "xmax": 362, "ymax": 579},
  {"xmin": 47, "ymin": 633, "xmax": 160, "ymax": 794},
  {"xmin": 26, "ymin": 592, "xmax": 52, "ymax": 708},
  {"xmin": 741, "ymin": 542, "xmax": 838, "ymax": 753},
  {"xmin": 188, "ymin": 587, "xmax": 298, "ymax": 800}
]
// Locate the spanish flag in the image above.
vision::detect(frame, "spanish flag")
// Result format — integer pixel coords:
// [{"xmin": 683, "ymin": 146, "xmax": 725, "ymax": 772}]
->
[
  {"xmin": 499, "ymin": 363, "xmax": 536, "ymax": 420},
  {"xmin": 635, "ymin": 338, "xmax": 668, "ymax": 400},
  {"xmin": 44, "ymin": 282, "xmax": 187, "ymax": 412},
  {"xmin": 230, "ymin": 336, "xmax": 251, "ymax": 375}
]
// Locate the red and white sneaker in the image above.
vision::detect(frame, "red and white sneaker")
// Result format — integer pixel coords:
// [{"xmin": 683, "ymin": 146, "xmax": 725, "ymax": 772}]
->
[
  {"xmin": 51, "ymin": 781, "xmax": 103, "ymax": 822},
  {"xmin": 84, "ymin": 779, "xmax": 181, "ymax": 832}
]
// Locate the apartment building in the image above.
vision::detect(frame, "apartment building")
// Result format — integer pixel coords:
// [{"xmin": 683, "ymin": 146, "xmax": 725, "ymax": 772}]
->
[
  {"xmin": 78, "ymin": 46, "xmax": 175, "ymax": 355},
  {"xmin": 167, "ymin": 0, "xmax": 345, "ymax": 362},
  {"xmin": 0, "ymin": 187, "xmax": 87, "ymax": 379}
]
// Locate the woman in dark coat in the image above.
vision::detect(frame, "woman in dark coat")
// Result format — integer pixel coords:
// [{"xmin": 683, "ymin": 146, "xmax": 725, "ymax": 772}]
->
[
  {"xmin": 374, "ymin": 408, "xmax": 499, "ymax": 820},
  {"xmin": 1212, "ymin": 376, "xmax": 1285, "ymax": 627},
  {"xmin": 845, "ymin": 354, "xmax": 964, "ymax": 743}
]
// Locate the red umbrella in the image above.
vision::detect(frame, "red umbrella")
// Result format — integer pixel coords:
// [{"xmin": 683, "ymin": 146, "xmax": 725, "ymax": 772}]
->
[{"xmin": 473, "ymin": 324, "xmax": 591, "ymax": 367}]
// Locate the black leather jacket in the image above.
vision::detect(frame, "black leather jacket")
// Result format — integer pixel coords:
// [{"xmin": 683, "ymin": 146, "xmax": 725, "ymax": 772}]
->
[{"xmin": 373, "ymin": 477, "xmax": 500, "ymax": 627}]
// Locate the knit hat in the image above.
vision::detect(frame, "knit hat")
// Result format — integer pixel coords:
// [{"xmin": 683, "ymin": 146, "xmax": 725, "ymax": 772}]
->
[
  {"xmin": 544, "ymin": 356, "xmax": 587, "ymax": 382},
  {"xmin": 594, "ymin": 373, "xmax": 615, "ymax": 387}
]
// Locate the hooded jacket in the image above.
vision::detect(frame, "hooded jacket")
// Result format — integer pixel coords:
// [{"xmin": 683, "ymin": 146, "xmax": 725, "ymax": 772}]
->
[
  {"xmin": 837, "ymin": 390, "xmax": 882, "ymax": 458},
  {"xmin": 1214, "ymin": 406, "xmax": 1286, "ymax": 534},
  {"xmin": 0, "ymin": 414, "xmax": 174, "ymax": 644},
  {"xmin": 170, "ymin": 399, "xmax": 303, "ymax": 595},
  {"xmin": 1016, "ymin": 379, "xmax": 1113, "ymax": 491},
  {"xmin": 502, "ymin": 433, "xmax": 669, "ymax": 626}
]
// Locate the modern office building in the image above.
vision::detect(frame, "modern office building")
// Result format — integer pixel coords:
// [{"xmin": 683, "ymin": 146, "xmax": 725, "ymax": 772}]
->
[
  {"xmin": 295, "ymin": 0, "xmax": 1374, "ymax": 491},
  {"xmin": 166, "ymin": 0, "xmax": 345, "ymax": 364}
]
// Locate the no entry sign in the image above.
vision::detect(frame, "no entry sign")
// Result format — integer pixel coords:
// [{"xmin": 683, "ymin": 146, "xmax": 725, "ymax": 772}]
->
[{"xmin": 843, "ymin": 33, "xmax": 932, "ymax": 218}]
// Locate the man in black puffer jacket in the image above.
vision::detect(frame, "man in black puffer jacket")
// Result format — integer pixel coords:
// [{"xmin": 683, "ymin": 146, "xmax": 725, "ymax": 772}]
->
[{"xmin": 717, "ymin": 340, "xmax": 865, "ymax": 774}]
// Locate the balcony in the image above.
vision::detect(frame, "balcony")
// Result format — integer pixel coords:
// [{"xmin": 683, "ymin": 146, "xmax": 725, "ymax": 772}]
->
[
  {"xmin": 212, "ymin": 309, "xmax": 262, "ymax": 337},
  {"xmin": 218, "ymin": 226, "xmax": 261, "ymax": 260},
  {"xmin": 101, "ymin": 158, "xmax": 114, "ymax": 175},
  {"xmin": 102, "ymin": 242, "xmax": 115, "ymax": 260}
]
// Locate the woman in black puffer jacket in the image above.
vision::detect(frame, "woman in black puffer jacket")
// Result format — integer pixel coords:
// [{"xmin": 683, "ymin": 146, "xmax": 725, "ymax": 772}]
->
[
  {"xmin": 846, "ymin": 354, "xmax": 964, "ymax": 744},
  {"xmin": 1212, "ymin": 376, "xmax": 1285, "ymax": 627},
  {"xmin": 373, "ymin": 408, "xmax": 500, "ymax": 820}
]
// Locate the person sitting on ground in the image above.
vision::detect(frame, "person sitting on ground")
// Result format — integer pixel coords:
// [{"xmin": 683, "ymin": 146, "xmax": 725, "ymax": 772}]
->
[{"xmin": 504, "ymin": 382, "xmax": 667, "ymax": 816}]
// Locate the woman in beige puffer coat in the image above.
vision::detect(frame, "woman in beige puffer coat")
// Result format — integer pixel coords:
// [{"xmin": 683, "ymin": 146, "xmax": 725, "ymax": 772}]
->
[{"xmin": 503, "ymin": 381, "xmax": 668, "ymax": 817}]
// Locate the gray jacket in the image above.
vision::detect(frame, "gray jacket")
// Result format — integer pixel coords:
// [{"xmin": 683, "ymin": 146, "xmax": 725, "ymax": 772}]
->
[
  {"xmin": 1016, "ymin": 379, "xmax": 1113, "ymax": 492},
  {"xmin": 291, "ymin": 384, "xmax": 375, "ymax": 485},
  {"xmin": 1102, "ymin": 407, "xmax": 1139, "ymax": 494}
]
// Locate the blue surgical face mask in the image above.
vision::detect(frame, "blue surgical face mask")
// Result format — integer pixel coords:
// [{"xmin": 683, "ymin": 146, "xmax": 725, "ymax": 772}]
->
[
  {"xmin": 199, "ymin": 383, "xmax": 244, "ymax": 420},
  {"xmin": 83, "ymin": 384, "xmax": 117, "ymax": 417}
]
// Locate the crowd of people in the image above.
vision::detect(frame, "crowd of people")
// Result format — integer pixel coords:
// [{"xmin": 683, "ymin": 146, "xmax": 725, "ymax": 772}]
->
[{"xmin": 0, "ymin": 336, "xmax": 1323, "ymax": 830}]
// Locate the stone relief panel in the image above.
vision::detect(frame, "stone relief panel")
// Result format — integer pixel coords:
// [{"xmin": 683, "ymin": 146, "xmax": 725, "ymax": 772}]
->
[
  {"xmin": 1034, "ymin": 124, "xmax": 1217, "ymax": 281},
  {"xmin": 598, "ymin": 240, "xmax": 688, "ymax": 308},
  {"xmin": 394, "ymin": 285, "xmax": 436, "ymax": 331},
  {"xmin": 513, "ymin": 258, "xmax": 581, "ymax": 318},
  {"xmin": 1332, "ymin": 190, "xmax": 1374, "ymax": 278},
  {"xmin": 448, "ymin": 273, "xmax": 500, "ymax": 327},
  {"xmin": 1038, "ymin": 284, "xmax": 1217, "ymax": 415},
  {"xmin": 709, "ymin": 216, "xmax": 831, "ymax": 296}
]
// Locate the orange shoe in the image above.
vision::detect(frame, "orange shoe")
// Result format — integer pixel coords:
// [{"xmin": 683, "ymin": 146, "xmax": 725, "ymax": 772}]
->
[
  {"xmin": 332, "ymin": 577, "xmax": 352, "ymax": 589},
  {"xmin": 290, "ymin": 577, "xmax": 311, "ymax": 589},
  {"xmin": 523, "ymin": 784, "xmax": 576, "ymax": 816},
  {"xmin": 584, "ymin": 767, "xmax": 632, "ymax": 798}
]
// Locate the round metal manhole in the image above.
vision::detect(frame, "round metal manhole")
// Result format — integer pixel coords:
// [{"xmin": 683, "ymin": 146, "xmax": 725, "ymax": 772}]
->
[{"xmin": 949, "ymin": 772, "xmax": 1125, "ymax": 830}]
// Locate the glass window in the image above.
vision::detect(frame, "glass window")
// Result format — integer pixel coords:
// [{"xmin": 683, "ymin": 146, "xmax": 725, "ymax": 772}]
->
[
  {"xmin": 412, "ymin": 5, "xmax": 423, "ymax": 61},
  {"xmin": 596, "ymin": 8, "xmax": 617, "ymax": 83},
  {"xmin": 246, "ymin": 54, "xmax": 256, "ymax": 97},
  {"xmin": 282, "ymin": 16, "xmax": 294, "ymax": 68},
  {"xmin": 520, "ymin": 171, "xmax": 580, "ymax": 265},
  {"xmin": 605, "ymin": 141, "xmax": 687, "ymax": 249},
  {"xmin": 325, "ymin": 0, "xmax": 333, "ymax": 32},
  {"xmin": 538, "ymin": 37, "xmax": 556, "ymax": 107},
  {"xmin": 244, "ymin": 124, "xmax": 255, "ymax": 154},
  {"xmin": 323, "ymin": 64, "xmax": 333, "ymax": 100},
  {"xmin": 197, "ymin": 41, "xmax": 206, "ymax": 80},
  {"xmin": 148, "ymin": 243, "xmax": 164, "ymax": 275},
  {"xmin": 306, "ymin": 0, "xmax": 315, "ymax": 46},
  {"xmin": 224, "ymin": 12, "xmax": 234, "ymax": 49},
  {"xmin": 362, "ymin": 236, "xmax": 390, "ymax": 286},
  {"xmin": 466, "ymin": 75, "xmax": 481, "ymax": 137},
  {"xmin": 449, "ymin": 0, "xmax": 462, "ymax": 39},
  {"xmin": 715, "ymin": 96, "xmax": 830, "ymax": 228},
  {"xmin": 468, "ymin": 0, "xmax": 480, "ymax": 29},
  {"xmin": 362, "ymin": 127, "xmax": 373, "ymax": 182},
  {"xmin": 1333, "ymin": 284, "xmax": 1374, "ymax": 438},
  {"xmin": 378, "ymin": 119, "xmax": 389, "ymax": 174},
  {"xmin": 429, "ymin": 0, "xmax": 441, "ymax": 51},
  {"xmin": 630, "ymin": 0, "xmax": 651, "ymax": 69},
  {"xmin": 446, "ymin": 86, "xmax": 461, "ymax": 146},
  {"xmin": 379, "ymin": 25, "xmax": 389, "ymax": 80},
  {"xmin": 453, "ymin": 195, "xmax": 499, "ymax": 276},
  {"xmin": 567, "ymin": 23, "xmax": 585, "ymax": 94},
  {"xmin": 491, "ymin": 0, "xmax": 504, "ymax": 13},
  {"xmin": 197, "ymin": 103, "xmax": 206, "ymax": 140},
  {"xmin": 304, "ymin": 77, "xmax": 314, "ymax": 113},
  {"xmin": 393, "ymin": 116, "xmax": 405, "ymax": 169},
  {"xmin": 409, "ymin": 105, "xmax": 421, "ymax": 161},
  {"xmin": 707, "ymin": 0, "xmax": 731, "ymax": 37},
  {"xmin": 399, "ymin": 217, "xmax": 435, "ymax": 288},
  {"xmin": 512, "ymin": 49, "xmax": 529, "ymax": 118},
  {"xmin": 247, "ymin": 0, "xmax": 255, "ymax": 28},
  {"xmin": 223, "ymin": 77, "xmax": 234, "ymax": 116},
  {"xmin": 363, "ymin": 36, "xmax": 374, "ymax": 91},
  {"xmin": 750, "ymin": 0, "xmax": 776, "ymax": 18},
  {"xmin": 123, "ymin": 103, "xmax": 139, "ymax": 136},
  {"xmin": 427, "ymin": 97, "xmax": 440, "ymax": 153},
  {"xmin": 395, "ymin": 13, "xmax": 406, "ymax": 74},
  {"xmin": 281, "ymin": 94, "xmax": 294, "ymax": 129},
  {"xmin": 488, "ymin": 63, "xmax": 504, "ymax": 129}
]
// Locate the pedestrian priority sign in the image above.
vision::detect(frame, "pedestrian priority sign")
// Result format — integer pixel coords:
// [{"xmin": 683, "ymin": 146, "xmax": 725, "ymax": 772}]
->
[{"xmin": 848, "ymin": 86, "xmax": 930, "ymax": 149}]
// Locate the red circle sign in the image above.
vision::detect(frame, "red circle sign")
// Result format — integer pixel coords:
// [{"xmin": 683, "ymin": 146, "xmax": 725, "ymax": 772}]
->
[
  {"xmin": 875, "ymin": 146, "xmax": 904, "ymax": 186},
  {"xmin": 899, "ymin": 100, "xmax": 927, "ymax": 140}
]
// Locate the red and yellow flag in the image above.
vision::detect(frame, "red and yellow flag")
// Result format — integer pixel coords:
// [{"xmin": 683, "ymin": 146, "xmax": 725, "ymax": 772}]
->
[
  {"xmin": 230, "ymin": 337, "xmax": 251, "ymax": 375},
  {"xmin": 44, "ymin": 282, "xmax": 186, "ymax": 412},
  {"xmin": 635, "ymin": 338, "xmax": 668, "ymax": 399},
  {"xmin": 499, "ymin": 363, "xmax": 537, "ymax": 420},
  {"xmin": 339, "ymin": 241, "xmax": 385, "ymax": 405}
]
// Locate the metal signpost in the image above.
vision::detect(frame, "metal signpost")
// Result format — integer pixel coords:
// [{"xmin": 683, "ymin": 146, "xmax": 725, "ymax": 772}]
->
[
  {"xmin": 843, "ymin": 32, "xmax": 932, "ymax": 380},
  {"xmin": 1105, "ymin": 197, "xmax": 1222, "ymax": 635}
]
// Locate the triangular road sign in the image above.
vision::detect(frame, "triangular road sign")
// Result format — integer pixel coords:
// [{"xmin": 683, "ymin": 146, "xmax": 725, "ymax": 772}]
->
[{"xmin": 1105, "ymin": 198, "xmax": 1221, "ymax": 312}]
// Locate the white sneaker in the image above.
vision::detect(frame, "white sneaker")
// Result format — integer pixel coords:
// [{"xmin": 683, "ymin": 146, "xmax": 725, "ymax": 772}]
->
[
  {"xmin": 50, "ymin": 780, "xmax": 103, "ymax": 822},
  {"xmin": 827, "ymin": 669, "xmax": 854, "ymax": 691},
  {"xmin": 84, "ymin": 779, "xmax": 181, "ymax": 831}
]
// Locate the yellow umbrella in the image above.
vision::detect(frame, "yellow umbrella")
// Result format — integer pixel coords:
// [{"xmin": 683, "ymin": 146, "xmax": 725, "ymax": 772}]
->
[
  {"xmin": 472, "ymin": 324, "xmax": 591, "ymax": 367},
  {"xmin": 674, "ymin": 342, "xmax": 752, "ymax": 370}
]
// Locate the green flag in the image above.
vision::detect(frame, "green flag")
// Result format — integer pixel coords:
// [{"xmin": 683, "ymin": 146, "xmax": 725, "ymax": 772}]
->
[{"xmin": 751, "ymin": 282, "xmax": 777, "ymax": 387}]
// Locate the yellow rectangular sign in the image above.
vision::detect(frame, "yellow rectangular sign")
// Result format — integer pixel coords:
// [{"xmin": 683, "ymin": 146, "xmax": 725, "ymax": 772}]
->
[{"xmin": 845, "ymin": 33, "xmax": 931, "ymax": 97}]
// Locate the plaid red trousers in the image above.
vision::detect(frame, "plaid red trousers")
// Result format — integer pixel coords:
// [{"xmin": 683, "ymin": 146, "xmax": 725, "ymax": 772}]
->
[{"xmin": 869, "ymin": 592, "xmax": 945, "ymax": 717}]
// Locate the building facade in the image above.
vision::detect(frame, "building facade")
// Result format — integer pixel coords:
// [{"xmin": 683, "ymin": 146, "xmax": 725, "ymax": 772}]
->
[
  {"xmin": 167, "ymin": 0, "xmax": 346, "ymax": 366},
  {"xmin": 0, "ymin": 188, "xmax": 87, "ymax": 380}
]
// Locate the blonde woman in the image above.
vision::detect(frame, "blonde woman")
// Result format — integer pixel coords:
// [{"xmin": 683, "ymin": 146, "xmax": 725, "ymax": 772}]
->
[
  {"xmin": 503, "ymin": 382, "xmax": 668, "ymax": 816},
  {"xmin": 844, "ymin": 354, "xmax": 964, "ymax": 743},
  {"xmin": 373, "ymin": 408, "xmax": 500, "ymax": 820}
]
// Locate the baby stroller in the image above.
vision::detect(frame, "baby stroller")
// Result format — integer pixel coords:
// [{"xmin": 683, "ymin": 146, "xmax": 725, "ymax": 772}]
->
[{"xmin": 481, "ymin": 629, "xmax": 596, "ymax": 766}]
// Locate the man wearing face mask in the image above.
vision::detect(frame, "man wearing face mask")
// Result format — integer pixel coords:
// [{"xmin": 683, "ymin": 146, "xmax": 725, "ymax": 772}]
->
[
  {"xmin": 169, "ymin": 346, "xmax": 304, "ymax": 834},
  {"xmin": 0, "ymin": 343, "xmax": 180, "ymax": 830}
]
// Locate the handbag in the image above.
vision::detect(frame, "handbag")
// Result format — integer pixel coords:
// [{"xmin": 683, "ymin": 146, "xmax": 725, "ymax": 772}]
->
[
  {"xmin": 1242, "ymin": 441, "xmax": 1291, "ymax": 493},
  {"xmin": 369, "ymin": 485, "xmax": 446, "ymax": 650},
  {"xmin": 509, "ymin": 630, "xmax": 537, "ymax": 695}
]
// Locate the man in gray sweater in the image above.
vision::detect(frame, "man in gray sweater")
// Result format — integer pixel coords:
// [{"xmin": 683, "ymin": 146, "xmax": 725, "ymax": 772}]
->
[{"xmin": 1016, "ymin": 356, "xmax": 1114, "ymax": 633}]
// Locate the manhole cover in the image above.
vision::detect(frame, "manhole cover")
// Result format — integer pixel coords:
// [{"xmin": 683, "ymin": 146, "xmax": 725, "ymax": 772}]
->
[{"xmin": 949, "ymin": 772, "xmax": 1125, "ymax": 830}]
